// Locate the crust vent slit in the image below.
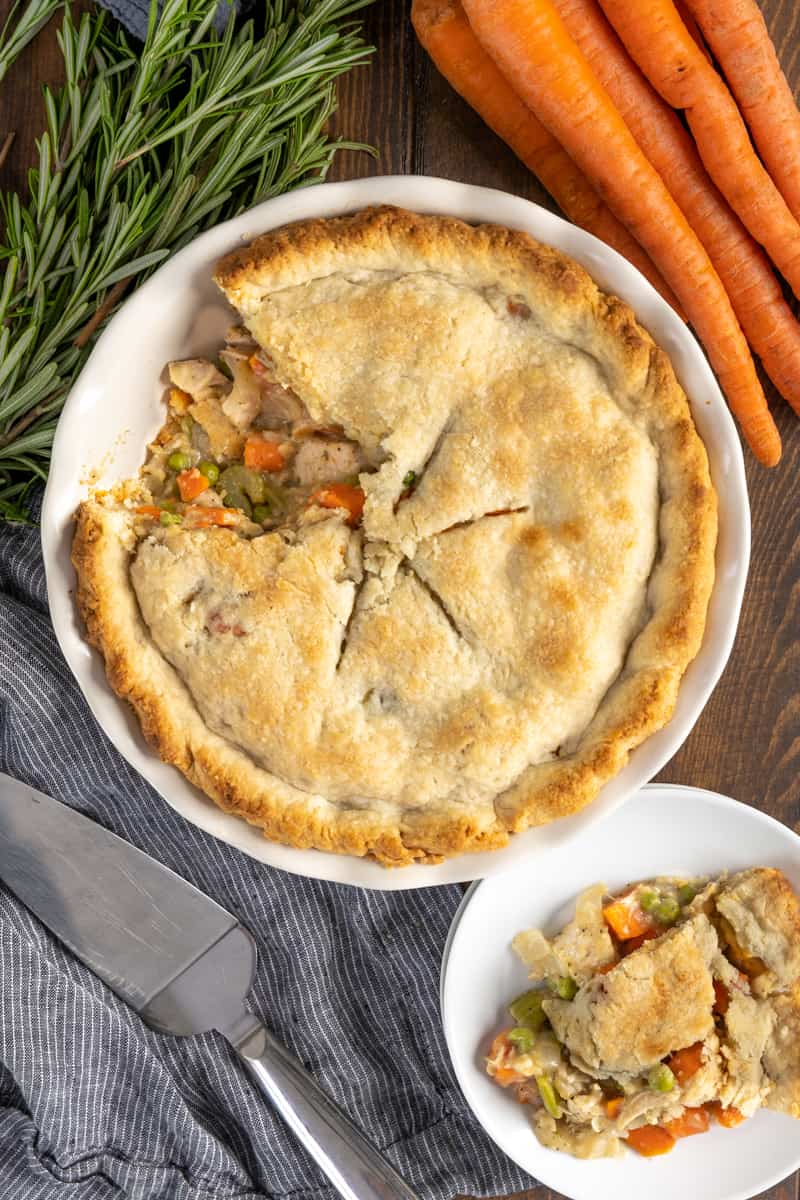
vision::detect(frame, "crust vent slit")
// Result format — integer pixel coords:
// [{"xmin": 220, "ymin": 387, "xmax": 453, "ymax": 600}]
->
[
  {"xmin": 405, "ymin": 564, "xmax": 471, "ymax": 646},
  {"xmin": 335, "ymin": 575, "xmax": 369, "ymax": 671}
]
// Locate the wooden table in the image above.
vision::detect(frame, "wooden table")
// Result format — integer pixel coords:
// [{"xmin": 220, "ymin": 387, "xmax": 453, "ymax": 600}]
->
[{"xmin": 1, "ymin": 2, "xmax": 797, "ymax": 1198}]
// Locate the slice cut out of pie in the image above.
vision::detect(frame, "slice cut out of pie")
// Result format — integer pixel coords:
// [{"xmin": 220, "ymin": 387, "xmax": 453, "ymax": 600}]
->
[{"xmin": 72, "ymin": 207, "xmax": 717, "ymax": 866}]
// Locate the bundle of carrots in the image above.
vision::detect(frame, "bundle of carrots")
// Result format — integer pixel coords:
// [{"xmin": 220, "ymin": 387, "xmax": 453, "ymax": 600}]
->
[{"xmin": 411, "ymin": 0, "xmax": 800, "ymax": 466}]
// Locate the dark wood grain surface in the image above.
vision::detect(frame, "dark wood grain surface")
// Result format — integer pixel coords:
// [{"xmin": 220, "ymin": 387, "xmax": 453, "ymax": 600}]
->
[{"xmin": 1, "ymin": 2, "xmax": 798, "ymax": 1197}]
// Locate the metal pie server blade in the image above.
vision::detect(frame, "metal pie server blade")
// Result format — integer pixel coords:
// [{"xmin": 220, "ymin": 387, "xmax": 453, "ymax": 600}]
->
[{"xmin": 0, "ymin": 774, "xmax": 417, "ymax": 1200}]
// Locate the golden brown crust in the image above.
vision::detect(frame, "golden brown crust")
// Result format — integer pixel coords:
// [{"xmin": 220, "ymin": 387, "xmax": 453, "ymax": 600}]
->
[
  {"xmin": 72, "ymin": 207, "xmax": 717, "ymax": 865},
  {"xmin": 764, "ymin": 983, "xmax": 800, "ymax": 1117}
]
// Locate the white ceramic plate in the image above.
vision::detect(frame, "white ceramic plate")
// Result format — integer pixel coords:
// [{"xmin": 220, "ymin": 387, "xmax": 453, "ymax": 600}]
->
[
  {"xmin": 41, "ymin": 176, "xmax": 750, "ymax": 889},
  {"xmin": 441, "ymin": 785, "xmax": 800, "ymax": 1200}
]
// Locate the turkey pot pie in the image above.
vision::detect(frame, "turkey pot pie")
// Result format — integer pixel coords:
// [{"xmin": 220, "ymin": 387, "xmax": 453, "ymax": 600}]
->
[{"xmin": 72, "ymin": 208, "xmax": 717, "ymax": 866}]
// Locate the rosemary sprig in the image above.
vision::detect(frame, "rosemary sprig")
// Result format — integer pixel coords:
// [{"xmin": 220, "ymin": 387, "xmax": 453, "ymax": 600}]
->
[
  {"xmin": 0, "ymin": 0, "xmax": 375, "ymax": 521},
  {"xmin": 0, "ymin": 0, "xmax": 62, "ymax": 85}
]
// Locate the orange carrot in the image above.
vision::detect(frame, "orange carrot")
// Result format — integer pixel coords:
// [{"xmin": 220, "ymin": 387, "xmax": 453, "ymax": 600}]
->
[
  {"xmin": 184, "ymin": 506, "xmax": 240, "ymax": 528},
  {"xmin": 551, "ymin": 0, "xmax": 800, "ymax": 418},
  {"xmin": 463, "ymin": 0, "xmax": 780, "ymax": 465},
  {"xmin": 410, "ymin": 0, "xmax": 683, "ymax": 313},
  {"xmin": 603, "ymin": 893, "xmax": 657, "ymax": 940},
  {"xmin": 707, "ymin": 1101, "xmax": 746, "ymax": 1128},
  {"xmin": 625, "ymin": 1125, "xmax": 676, "ymax": 1156},
  {"xmin": 244, "ymin": 433, "xmax": 286, "ymax": 472},
  {"xmin": 134, "ymin": 505, "xmax": 162, "ymax": 519},
  {"xmin": 307, "ymin": 483, "xmax": 365, "ymax": 526},
  {"xmin": 176, "ymin": 467, "xmax": 210, "ymax": 502},
  {"xmin": 598, "ymin": 0, "xmax": 800, "ymax": 304},
  {"xmin": 605, "ymin": 1096, "xmax": 624, "ymax": 1118},
  {"xmin": 663, "ymin": 1106, "xmax": 711, "ymax": 1139},
  {"xmin": 487, "ymin": 1033, "xmax": 526, "ymax": 1086},
  {"xmin": 674, "ymin": 0, "xmax": 711, "ymax": 59},
  {"xmin": 667, "ymin": 1041, "xmax": 705, "ymax": 1084},
  {"xmin": 682, "ymin": 0, "xmax": 800, "ymax": 223}
]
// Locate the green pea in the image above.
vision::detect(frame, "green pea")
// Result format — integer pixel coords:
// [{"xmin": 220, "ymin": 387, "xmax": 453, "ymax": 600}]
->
[
  {"xmin": 552, "ymin": 976, "xmax": 578, "ymax": 1001},
  {"xmin": 507, "ymin": 1027, "xmax": 535, "ymax": 1053},
  {"xmin": 167, "ymin": 451, "xmax": 191, "ymax": 471},
  {"xmin": 677, "ymin": 883, "xmax": 698, "ymax": 907},
  {"xmin": 159, "ymin": 511, "xmax": 182, "ymax": 526},
  {"xmin": 403, "ymin": 470, "xmax": 417, "ymax": 488},
  {"xmin": 647, "ymin": 1064, "xmax": 676, "ymax": 1093},
  {"xmin": 639, "ymin": 889, "xmax": 660, "ymax": 913},
  {"xmin": 198, "ymin": 461, "xmax": 220, "ymax": 484},
  {"xmin": 536, "ymin": 1075, "xmax": 562, "ymax": 1119},
  {"xmin": 509, "ymin": 989, "xmax": 547, "ymax": 1032},
  {"xmin": 252, "ymin": 504, "xmax": 272, "ymax": 524},
  {"xmin": 654, "ymin": 897, "xmax": 680, "ymax": 925}
]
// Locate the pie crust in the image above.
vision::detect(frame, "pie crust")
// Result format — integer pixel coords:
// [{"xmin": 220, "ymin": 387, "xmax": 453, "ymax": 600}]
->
[{"xmin": 72, "ymin": 207, "xmax": 717, "ymax": 866}]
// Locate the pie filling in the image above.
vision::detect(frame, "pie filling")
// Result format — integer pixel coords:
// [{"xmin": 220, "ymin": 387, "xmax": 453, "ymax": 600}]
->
[
  {"xmin": 136, "ymin": 326, "xmax": 372, "ymax": 535},
  {"xmin": 487, "ymin": 867, "xmax": 800, "ymax": 1159}
]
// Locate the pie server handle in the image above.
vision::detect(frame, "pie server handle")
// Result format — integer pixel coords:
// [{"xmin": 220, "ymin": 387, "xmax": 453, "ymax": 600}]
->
[{"xmin": 230, "ymin": 1018, "xmax": 419, "ymax": 1200}]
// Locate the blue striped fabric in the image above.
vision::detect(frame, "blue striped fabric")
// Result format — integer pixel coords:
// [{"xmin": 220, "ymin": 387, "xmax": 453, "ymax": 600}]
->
[{"xmin": 0, "ymin": 498, "xmax": 532, "ymax": 1198}]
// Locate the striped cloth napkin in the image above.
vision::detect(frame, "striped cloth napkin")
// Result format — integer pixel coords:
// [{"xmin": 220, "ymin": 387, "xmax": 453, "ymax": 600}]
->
[{"xmin": 0, "ymin": 495, "xmax": 531, "ymax": 1199}]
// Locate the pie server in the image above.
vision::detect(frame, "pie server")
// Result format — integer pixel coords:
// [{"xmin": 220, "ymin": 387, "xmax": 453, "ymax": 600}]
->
[{"xmin": 0, "ymin": 773, "xmax": 418, "ymax": 1200}]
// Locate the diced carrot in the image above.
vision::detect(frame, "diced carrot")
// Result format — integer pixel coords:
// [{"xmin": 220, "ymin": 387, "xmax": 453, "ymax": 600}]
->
[
  {"xmin": 625, "ymin": 1125, "xmax": 676, "ymax": 1156},
  {"xmin": 307, "ymin": 483, "xmax": 365, "ymax": 526},
  {"xmin": 134, "ymin": 505, "xmax": 162, "ymax": 519},
  {"xmin": 490, "ymin": 1032, "xmax": 513, "ymax": 1058},
  {"xmin": 713, "ymin": 980, "xmax": 730, "ymax": 1015},
  {"xmin": 605, "ymin": 1096, "xmax": 624, "ymax": 1118},
  {"xmin": 248, "ymin": 354, "xmax": 268, "ymax": 376},
  {"xmin": 177, "ymin": 468, "xmax": 210, "ymax": 502},
  {"xmin": 184, "ymin": 506, "xmax": 240, "ymax": 528},
  {"xmin": 667, "ymin": 1042, "xmax": 705, "ymax": 1085},
  {"xmin": 707, "ymin": 1101, "xmax": 746, "ymax": 1128},
  {"xmin": 487, "ymin": 1032, "xmax": 525, "ymax": 1087},
  {"xmin": 494, "ymin": 1065, "xmax": 526, "ymax": 1086},
  {"xmin": 244, "ymin": 433, "xmax": 286, "ymax": 472},
  {"xmin": 602, "ymin": 893, "xmax": 656, "ymax": 940},
  {"xmin": 663, "ymin": 1107, "xmax": 710, "ymax": 1139}
]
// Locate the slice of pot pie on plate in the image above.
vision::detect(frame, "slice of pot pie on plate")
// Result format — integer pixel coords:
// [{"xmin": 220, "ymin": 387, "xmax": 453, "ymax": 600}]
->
[
  {"xmin": 72, "ymin": 207, "xmax": 717, "ymax": 866},
  {"xmin": 487, "ymin": 867, "xmax": 800, "ymax": 1158}
]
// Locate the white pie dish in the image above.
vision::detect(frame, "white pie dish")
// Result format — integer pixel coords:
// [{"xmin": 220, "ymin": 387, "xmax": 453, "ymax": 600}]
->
[
  {"xmin": 41, "ymin": 175, "xmax": 749, "ymax": 889},
  {"xmin": 441, "ymin": 784, "xmax": 800, "ymax": 1200}
]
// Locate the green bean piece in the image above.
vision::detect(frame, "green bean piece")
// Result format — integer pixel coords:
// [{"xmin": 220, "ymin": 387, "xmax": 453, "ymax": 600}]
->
[
  {"xmin": 536, "ymin": 1076, "xmax": 562, "ymax": 1119},
  {"xmin": 677, "ymin": 883, "xmax": 698, "ymax": 907},
  {"xmin": 219, "ymin": 465, "xmax": 267, "ymax": 511},
  {"xmin": 252, "ymin": 503, "xmax": 272, "ymax": 524},
  {"xmin": 639, "ymin": 889, "xmax": 660, "ymax": 913},
  {"xmin": 552, "ymin": 976, "xmax": 578, "ymax": 1001},
  {"xmin": 159, "ymin": 511, "xmax": 182, "ymax": 526},
  {"xmin": 198, "ymin": 461, "xmax": 220, "ymax": 484},
  {"xmin": 403, "ymin": 470, "xmax": 417, "ymax": 488},
  {"xmin": 509, "ymin": 989, "xmax": 547, "ymax": 1032},
  {"xmin": 507, "ymin": 1027, "xmax": 535, "ymax": 1053},
  {"xmin": 654, "ymin": 897, "xmax": 680, "ymax": 925},
  {"xmin": 167, "ymin": 451, "xmax": 192, "ymax": 471},
  {"xmin": 647, "ymin": 1064, "xmax": 676, "ymax": 1093}
]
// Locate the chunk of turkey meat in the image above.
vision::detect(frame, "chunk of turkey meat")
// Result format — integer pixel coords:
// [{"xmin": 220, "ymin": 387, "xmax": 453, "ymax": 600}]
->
[{"xmin": 293, "ymin": 439, "xmax": 362, "ymax": 486}]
